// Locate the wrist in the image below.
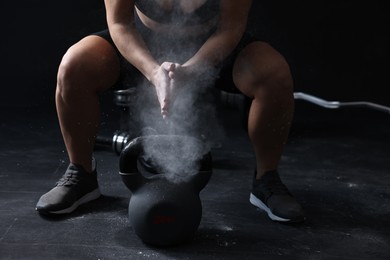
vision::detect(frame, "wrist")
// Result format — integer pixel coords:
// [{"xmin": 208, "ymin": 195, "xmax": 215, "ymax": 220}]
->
[
  {"xmin": 182, "ymin": 63, "xmax": 211, "ymax": 80},
  {"xmin": 146, "ymin": 63, "xmax": 161, "ymax": 85},
  {"xmin": 182, "ymin": 63, "xmax": 200, "ymax": 76}
]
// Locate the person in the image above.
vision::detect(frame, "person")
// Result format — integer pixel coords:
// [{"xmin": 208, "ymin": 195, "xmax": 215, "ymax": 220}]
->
[{"xmin": 36, "ymin": 0, "xmax": 305, "ymax": 223}]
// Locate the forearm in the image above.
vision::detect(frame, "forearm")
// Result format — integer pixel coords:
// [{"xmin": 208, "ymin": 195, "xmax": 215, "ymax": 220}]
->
[
  {"xmin": 183, "ymin": 28, "xmax": 244, "ymax": 70},
  {"xmin": 109, "ymin": 22, "xmax": 159, "ymax": 82},
  {"xmin": 183, "ymin": 0, "xmax": 251, "ymax": 72},
  {"xmin": 105, "ymin": 0, "xmax": 158, "ymax": 82}
]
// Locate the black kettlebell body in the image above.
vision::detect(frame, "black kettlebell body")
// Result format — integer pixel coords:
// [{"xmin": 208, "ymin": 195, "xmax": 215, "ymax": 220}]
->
[{"xmin": 119, "ymin": 135, "xmax": 212, "ymax": 246}]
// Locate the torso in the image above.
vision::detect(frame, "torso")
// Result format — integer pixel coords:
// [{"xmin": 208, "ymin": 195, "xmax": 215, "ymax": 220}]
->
[{"xmin": 135, "ymin": 0, "xmax": 219, "ymax": 36}]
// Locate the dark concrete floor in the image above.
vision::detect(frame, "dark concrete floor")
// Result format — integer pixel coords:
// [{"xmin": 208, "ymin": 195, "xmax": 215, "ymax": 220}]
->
[{"xmin": 0, "ymin": 100, "xmax": 389, "ymax": 259}]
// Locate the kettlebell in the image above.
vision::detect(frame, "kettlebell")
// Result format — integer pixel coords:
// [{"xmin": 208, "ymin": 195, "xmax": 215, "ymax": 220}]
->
[{"xmin": 119, "ymin": 135, "xmax": 212, "ymax": 246}]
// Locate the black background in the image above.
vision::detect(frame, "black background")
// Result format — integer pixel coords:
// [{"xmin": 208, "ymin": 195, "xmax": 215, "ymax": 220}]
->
[{"xmin": 1, "ymin": 0, "xmax": 389, "ymax": 108}]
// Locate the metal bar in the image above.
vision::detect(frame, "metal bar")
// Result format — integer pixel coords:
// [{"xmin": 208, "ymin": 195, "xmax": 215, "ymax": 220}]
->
[{"xmin": 294, "ymin": 92, "xmax": 390, "ymax": 114}]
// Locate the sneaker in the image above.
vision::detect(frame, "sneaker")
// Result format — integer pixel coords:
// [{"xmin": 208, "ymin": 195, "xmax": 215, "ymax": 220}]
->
[
  {"xmin": 249, "ymin": 170, "xmax": 305, "ymax": 223},
  {"xmin": 36, "ymin": 163, "xmax": 101, "ymax": 215}
]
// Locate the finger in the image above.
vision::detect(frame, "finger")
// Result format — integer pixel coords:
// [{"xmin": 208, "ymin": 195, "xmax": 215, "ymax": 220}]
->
[
  {"xmin": 162, "ymin": 62, "xmax": 175, "ymax": 72},
  {"xmin": 169, "ymin": 63, "xmax": 181, "ymax": 79},
  {"xmin": 161, "ymin": 105, "xmax": 169, "ymax": 119},
  {"xmin": 161, "ymin": 62, "xmax": 170, "ymax": 72},
  {"xmin": 162, "ymin": 113, "xmax": 168, "ymax": 120},
  {"xmin": 169, "ymin": 63, "xmax": 176, "ymax": 71},
  {"xmin": 162, "ymin": 94, "xmax": 170, "ymax": 110}
]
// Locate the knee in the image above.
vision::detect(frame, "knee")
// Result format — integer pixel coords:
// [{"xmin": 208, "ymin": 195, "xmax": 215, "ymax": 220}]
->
[
  {"xmin": 57, "ymin": 43, "xmax": 109, "ymax": 104},
  {"xmin": 264, "ymin": 58, "xmax": 294, "ymax": 94},
  {"xmin": 234, "ymin": 42, "xmax": 294, "ymax": 98},
  {"xmin": 56, "ymin": 48, "xmax": 86, "ymax": 101}
]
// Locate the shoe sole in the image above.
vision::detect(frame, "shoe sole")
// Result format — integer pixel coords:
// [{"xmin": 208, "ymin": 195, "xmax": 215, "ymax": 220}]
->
[
  {"xmin": 249, "ymin": 193, "xmax": 292, "ymax": 222},
  {"xmin": 37, "ymin": 189, "xmax": 101, "ymax": 215}
]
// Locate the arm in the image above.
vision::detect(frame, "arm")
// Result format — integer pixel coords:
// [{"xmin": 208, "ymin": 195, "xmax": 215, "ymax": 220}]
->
[
  {"xmin": 104, "ymin": 0, "xmax": 159, "ymax": 82},
  {"xmin": 161, "ymin": 0, "xmax": 254, "ymax": 117},
  {"xmin": 105, "ymin": 0, "xmax": 173, "ymax": 117},
  {"xmin": 183, "ymin": 0, "xmax": 253, "ymax": 71}
]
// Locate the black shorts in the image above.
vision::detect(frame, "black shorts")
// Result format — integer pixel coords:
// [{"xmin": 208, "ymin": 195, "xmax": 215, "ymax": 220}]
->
[{"xmin": 92, "ymin": 13, "xmax": 260, "ymax": 93}]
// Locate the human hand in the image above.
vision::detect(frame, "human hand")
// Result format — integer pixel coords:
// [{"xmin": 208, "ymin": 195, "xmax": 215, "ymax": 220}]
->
[
  {"xmin": 151, "ymin": 62, "xmax": 177, "ymax": 119},
  {"xmin": 151, "ymin": 62, "xmax": 195, "ymax": 118}
]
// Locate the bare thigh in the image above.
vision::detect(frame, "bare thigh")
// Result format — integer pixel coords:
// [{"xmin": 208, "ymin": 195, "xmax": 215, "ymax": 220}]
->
[
  {"xmin": 57, "ymin": 35, "xmax": 120, "ymax": 98},
  {"xmin": 232, "ymin": 41, "xmax": 293, "ymax": 98}
]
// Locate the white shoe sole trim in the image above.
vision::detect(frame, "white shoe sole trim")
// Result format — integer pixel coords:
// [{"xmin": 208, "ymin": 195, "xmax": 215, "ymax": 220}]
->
[
  {"xmin": 249, "ymin": 193, "xmax": 291, "ymax": 222},
  {"xmin": 48, "ymin": 189, "xmax": 101, "ymax": 214}
]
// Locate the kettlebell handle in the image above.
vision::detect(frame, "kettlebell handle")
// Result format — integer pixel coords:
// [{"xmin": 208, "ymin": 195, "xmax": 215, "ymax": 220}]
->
[
  {"xmin": 119, "ymin": 137, "xmax": 146, "ymax": 192},
  {"xmin": 119, "ymin": 135, "xmax": 212, "ymax": 192}
]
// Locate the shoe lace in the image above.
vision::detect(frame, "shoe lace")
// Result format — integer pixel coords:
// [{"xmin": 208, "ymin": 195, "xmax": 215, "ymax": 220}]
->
[{"xmin": 56, "ymin": 171, "xmax": 80, "ymax": 186}]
